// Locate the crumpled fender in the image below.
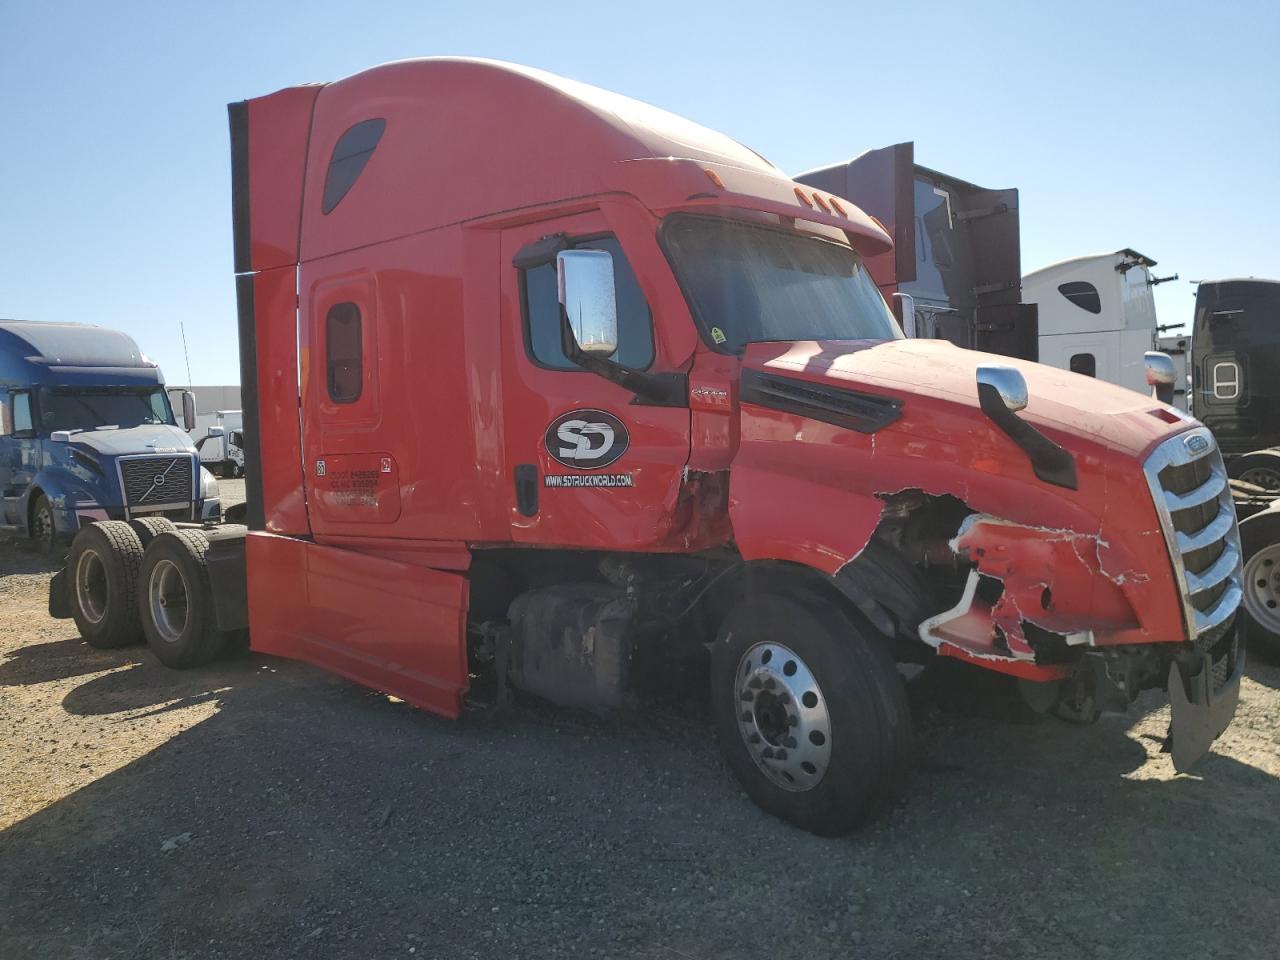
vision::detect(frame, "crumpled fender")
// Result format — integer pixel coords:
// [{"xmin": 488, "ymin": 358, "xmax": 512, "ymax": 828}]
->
[
  {"xmin": 920, "ymin": 515, "xmax": 1163, "ymax": 662},
  {"xmin": 730, "ymin": 460, "xmax": 883, "ymax": 576},
  {"xmin": 729, "ymin": 431, "xmax": 1186, "ymax": 658}
]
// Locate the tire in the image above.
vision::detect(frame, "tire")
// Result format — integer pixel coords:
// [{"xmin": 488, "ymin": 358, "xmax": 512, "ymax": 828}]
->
[
  {"xmin": 128, "ymin": 516, "xmax": 177, "ymax": 550},
  {"xmin": 67, "ymin": 521, "xmax": 145, "ymax": 648},
  {"xmin": 1239, "ymin": 506, "xmax": 1280, "ymax": 659},
  {"xmin": 30, "ymin": 494, "xmax": 59, "ymax": 556},
  {"xmin": 137, "ymin": 530, "xmax": 226, "ymax": 668},
  {"xmin": 1229, "ymin": 450, "xmax": 1280, "ymax": 492},
  {"xmin": 711, "ymin": 587, "xmax": 912, "ymax": 835}
]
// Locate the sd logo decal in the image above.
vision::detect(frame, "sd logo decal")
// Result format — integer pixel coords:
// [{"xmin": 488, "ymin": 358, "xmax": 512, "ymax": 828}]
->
[{"xmin": 545, "ymin": 409, "xmax": 629, "ymax": 469}]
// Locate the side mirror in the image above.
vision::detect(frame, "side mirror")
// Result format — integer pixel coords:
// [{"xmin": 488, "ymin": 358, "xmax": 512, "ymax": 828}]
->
[
  {"xmin": 1144, "ymin": 351, "xmax": 1176, "ymax": 405},
  {"xmin": 557, "ymin": 250, "xmax": 618, "ymax": 357},
  {"xmin": 228, "ymin": 430, "xmax": 243, "ymax": 447},
  {"xmin": 181, "ymin": 391, "xmax": 197, "ymax": 432},
  {"xmin": 892, "ymin": 292, "xmax": 917, "ymax": 338},
  {"xmin": 207, "ymin": 426, "xmax": 226, "ymax": 438},
  {"xmin": 976, "ymin": 364, "xmax": 1028, "ymax": 413}
]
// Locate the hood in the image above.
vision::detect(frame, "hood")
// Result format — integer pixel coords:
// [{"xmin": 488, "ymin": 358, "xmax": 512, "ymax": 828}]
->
[
  {"xmin": 68, "ymin": 424, "xmax": 197, "ymax": 458},
  {"xmin": 744, "ymin": 339, "xmax": 1191, "ymax": 458}
]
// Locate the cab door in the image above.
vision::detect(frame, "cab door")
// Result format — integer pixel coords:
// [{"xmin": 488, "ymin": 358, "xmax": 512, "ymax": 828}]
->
[
  {"xmin": 0, "ymin": 391, "xmax": 35, "ymax": 527},
  {"xmin": 499, "ymin": 212, "xmax": 690, "ymax": 549}
]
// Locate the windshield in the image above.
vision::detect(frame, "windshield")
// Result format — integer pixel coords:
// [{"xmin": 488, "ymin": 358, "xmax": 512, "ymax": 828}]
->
[
  {"xmin": 661, "ymin": 214, "xmax": 902, "ymax": 354},
  {"xmin": 37, "ymin": 387, "xmax": 176, "ymax": 433}
]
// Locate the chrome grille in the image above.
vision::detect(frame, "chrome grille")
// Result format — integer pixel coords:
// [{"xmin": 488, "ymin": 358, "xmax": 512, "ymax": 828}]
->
[
  {"xmin": 1143, "ymin": 427, "xmax": 1242, "ymax": 643},
  {"xmin": 118, "ymin": 455, "xmax": 195, "ymax": 507}
]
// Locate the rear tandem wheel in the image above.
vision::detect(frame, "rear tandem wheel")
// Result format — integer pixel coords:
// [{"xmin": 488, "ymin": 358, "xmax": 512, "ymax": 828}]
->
[
  {"xmin": 67, "ymin": 521, "xmax": 145, "ymax": 648},
  {"xmin": 138, "ymin": 530, "xmax": 228, "ymax": 668}
]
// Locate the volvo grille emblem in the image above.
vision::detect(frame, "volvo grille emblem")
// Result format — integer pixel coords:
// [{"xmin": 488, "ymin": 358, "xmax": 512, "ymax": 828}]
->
[
  {"xmin": 138, "ymin": 458, "xmax": 180, "ymax": 503},
  {"xmin": 1185, "ymin": 434, "xmax": 1209, "ymax": 454}
]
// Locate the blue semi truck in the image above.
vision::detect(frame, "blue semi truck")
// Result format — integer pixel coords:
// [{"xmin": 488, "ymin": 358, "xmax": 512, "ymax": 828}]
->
[{"xmin": 0, "ymin": 320, "xmax": 220, "ymax": 553}]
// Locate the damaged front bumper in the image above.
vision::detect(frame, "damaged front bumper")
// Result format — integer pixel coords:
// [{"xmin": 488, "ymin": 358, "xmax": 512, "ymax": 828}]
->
[{"xmin": 1166, "ymin": 626, "xmax": 1245, "ymax": 772}]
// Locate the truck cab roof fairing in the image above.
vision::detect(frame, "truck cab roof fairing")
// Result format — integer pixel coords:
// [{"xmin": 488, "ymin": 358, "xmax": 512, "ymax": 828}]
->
[
  {"xmin": 0, "ymin": 320, "xmax": 151, "ymax": 369},
  {"xmin": 290, "ymin": 58, "xmax": 878, "ymax": 262},
  {"xmin": 0, "ymin": 320, "xmax": 162, "ymax": 387}
]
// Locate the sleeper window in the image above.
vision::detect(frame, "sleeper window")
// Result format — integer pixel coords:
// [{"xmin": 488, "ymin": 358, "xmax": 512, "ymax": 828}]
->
[
  {"xmin": 326, "ymin": 303, "xmax": 363, "ymax": 403},
  {"xmin": 322, "ymin": 119, "xmax": 386, "ymax": 214},
  {"xmin": 1059, "ymin": 281, "xmax": 1102, "ymax": 315},
  {"xmin": 1069, "ymin": 353, "xmax": 1097, "ymax": 377},
  {"xmin": 522, "ymin": 237, "xmax": 654, "ymax": 370}
]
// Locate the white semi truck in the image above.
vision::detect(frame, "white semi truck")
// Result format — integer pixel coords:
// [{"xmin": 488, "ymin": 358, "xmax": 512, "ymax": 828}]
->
[{"xmin": 1022, "ymin": 248, "xmax": 1186, "ymax": 407}]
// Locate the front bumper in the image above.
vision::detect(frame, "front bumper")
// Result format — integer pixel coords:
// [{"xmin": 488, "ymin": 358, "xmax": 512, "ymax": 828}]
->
[{"xmin": 1167, "ymin": 626, "xmax": 1245, "ymax": 772}]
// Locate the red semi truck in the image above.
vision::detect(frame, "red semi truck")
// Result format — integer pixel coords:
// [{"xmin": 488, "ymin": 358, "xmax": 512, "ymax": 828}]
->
[{"xmin": 51, "ymin": 59, "xmax": 1244, "ymax": 835}]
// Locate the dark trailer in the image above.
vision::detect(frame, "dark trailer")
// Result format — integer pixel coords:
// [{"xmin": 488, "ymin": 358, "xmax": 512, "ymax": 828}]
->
[
  {"xmin": 796, "ymin": 142, "xmax": 1038, "ymax": 361},
  {"xmin": 1193, "ymin": 278, "xmax": 1280, "ymax": 459}
]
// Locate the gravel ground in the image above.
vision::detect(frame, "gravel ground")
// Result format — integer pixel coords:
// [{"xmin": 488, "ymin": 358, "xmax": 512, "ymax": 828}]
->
[{"xmin": 2, "ymin": 487, "xmax": 1280, "ymax": 959}]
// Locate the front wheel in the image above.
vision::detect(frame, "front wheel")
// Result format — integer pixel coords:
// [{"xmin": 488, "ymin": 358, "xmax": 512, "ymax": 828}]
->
[
  {"xmin": 1239, "ymin": 507, "xmax": 1280, "ymax": 659},
  {"xmin": 30, "ymin": 494, "xmax": 58, "ymax": 556},
  {"xmin": 711, "ymin": 588, "xmax": 912, "ymax": 835}
]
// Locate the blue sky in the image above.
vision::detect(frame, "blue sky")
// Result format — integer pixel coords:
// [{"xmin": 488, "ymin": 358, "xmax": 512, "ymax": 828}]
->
[{"xmin": 2, "ymin": 0, "xmax": 1277, "ymax": 384}]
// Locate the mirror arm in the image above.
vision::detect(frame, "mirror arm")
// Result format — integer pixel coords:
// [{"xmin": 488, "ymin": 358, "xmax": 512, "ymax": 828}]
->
[
  {"xmin": 513, "ymin": 233, "xmax": 570, "ymax": 270},
  {"xmin": 559, "ymin": 308, "xmax": 687, "ymax": 408},
  {"xmin": 977, "ymin": 383, "xmax": 1077, "ymax": 489}
]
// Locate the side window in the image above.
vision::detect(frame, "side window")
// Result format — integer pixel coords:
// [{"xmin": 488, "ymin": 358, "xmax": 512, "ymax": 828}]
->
[
  {"xmin": 1213, "ymin": 361, "xmax": 1241, "ymax": 400},
  {"xmin": 521, "ymin": 237, "xmax": 655, "ymax": 370},
  {"xmin": 1069, "ymin": 353, "xmax": 1097, "ymax": 377},
  {"xmin": 1058, "ymin": 281, "xmax": 1101, "ymax": 314},
  {"xmin": 11, "ymin": 392, "xmax": 33, "ymax": 434},
  {"xmin": 322, "ymin": 119, "xmax": 387, "ymax": 215},
  {"xmin": 326, "ymin": 303, "xmax": 363, "ymax": 403}
]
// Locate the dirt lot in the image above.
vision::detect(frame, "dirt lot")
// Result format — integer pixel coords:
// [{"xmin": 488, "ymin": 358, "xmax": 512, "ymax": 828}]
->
[{"xmin": 3, "ymin": 484, "xmax": 1279, "ymax": 959}]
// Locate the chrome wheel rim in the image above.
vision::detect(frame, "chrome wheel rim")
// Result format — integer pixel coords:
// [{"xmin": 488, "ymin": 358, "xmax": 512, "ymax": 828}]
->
[
  {"xmin": 734, "ymin": 642, "xmax": 832, "ymax": 792},
  {"xmin": 1239, "ymin": 467, "xmax": 1280, "ymax": 491},
  {"xmin": 74, "ymin": 548, "xmax": 107, "ymax": 624},
  {"xmin": 1243, "ymin": 542, "xmax": 1280, "ymax": 634},
  {"xmin": 148, "ymin": 559, "xmax": 188, "ymax": 643}
]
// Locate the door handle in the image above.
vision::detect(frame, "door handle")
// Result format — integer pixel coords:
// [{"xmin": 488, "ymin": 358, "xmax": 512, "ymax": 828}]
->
[{"xmin": 514, "ymin": 464, "xmax": 538, "ymax": 517}]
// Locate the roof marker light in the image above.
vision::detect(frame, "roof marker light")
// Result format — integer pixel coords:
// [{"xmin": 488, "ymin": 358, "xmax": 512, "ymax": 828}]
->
[
  {"xmin": 793, "ymin": 187, "xmax": 814, "ymax": 207},
  {"xmin": 704, "ymin": 168, "xmax": 725, "ymax": 189},
  {"xmin": 828, "ymin": 196, "xmax": 847, "ymax": 216},
  {"xmin": 812, "ymin": 193, "xmax": 831, "ymax": 213}
]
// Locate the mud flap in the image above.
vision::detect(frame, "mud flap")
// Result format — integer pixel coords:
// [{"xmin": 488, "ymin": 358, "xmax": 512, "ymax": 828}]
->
[
  {"xmin": 47, "ymin": 567, "xmax": 71, "ymax": 619},
  {"xmin": 1167, "ymin": 644, "xmax": 1245, "ymax": 772}
]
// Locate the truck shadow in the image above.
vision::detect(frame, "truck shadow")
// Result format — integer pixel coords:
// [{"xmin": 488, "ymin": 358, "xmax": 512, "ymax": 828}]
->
[
  {"xmin": 0, "ymin": 538, "xmax": 64, "ymax": 572},
  {"xmin": 0, "ymin": 636, "xmax": 146, "ymax": 688},
  {"xmin": 1, "ymin": 645, "xmax": 1278, "ymax": 960}
]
